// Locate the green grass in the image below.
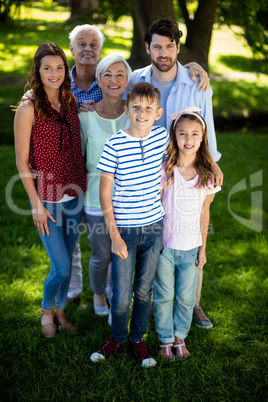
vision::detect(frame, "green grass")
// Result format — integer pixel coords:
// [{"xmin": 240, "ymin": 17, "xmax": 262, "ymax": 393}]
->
[
  {"xmin": 212, "ymin": 77, "xmax": 268, "ymax": 118},
  {"xmin": 1, "ymin": 131, "xmax": 268, "ymax": 400},
  {"xmin": 1, "ymin": 5, "xmax": 268, "ymax": 400}
]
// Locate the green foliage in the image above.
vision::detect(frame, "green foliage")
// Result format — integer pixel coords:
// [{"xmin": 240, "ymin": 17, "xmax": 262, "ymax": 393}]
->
[
  {"xmin": 81, "ymin": 0, "xmax": 132, "ymax": 24},
  {"xmin": 1, "ymin": 132, "xmax": 268, "ymax": 400},
  {"xmin": 217, "ymin": 0, "xmax": 268, "ymax": 61},
  {"xmin": 0, "ymin": 0, "xmax": 31, "ymax": 22}
]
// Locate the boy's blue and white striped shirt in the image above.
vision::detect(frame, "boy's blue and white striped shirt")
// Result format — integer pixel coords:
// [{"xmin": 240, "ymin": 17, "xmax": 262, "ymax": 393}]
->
[{"xmin": 97, "ymin": 126, "xmax": 169, "ymax": 227}]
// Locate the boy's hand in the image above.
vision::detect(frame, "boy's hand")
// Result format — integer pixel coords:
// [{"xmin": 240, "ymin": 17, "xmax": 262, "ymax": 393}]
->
[
  {"xmin": 112, "ymin": 236, "xmax": 128, "ymax": 259},
  {"xmin": 196, "ymin": 247, "xmax": 207, "ymax": 269}
]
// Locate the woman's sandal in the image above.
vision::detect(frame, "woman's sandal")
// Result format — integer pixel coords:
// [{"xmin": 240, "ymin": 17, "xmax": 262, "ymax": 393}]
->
[
  {"xmin": 41, "ymin": 309, "xmax": 57, "ymax": 338},
  {"xmin": 173, "ymin": 340, "xmax": 191, "ymax": 359},
  {"xmin": 54, "ymin": 309, "xmax": 77, "ymax": 334},
  {"xmin": 159, "ymin": 343, "xmax": 176, "ymax": 361}
]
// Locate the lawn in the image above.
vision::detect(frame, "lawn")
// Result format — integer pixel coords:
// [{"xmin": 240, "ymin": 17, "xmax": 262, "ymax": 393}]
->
[
  {"xmin": 0, "ymin": 4, "xmax": 268, "ymax": 401},
  {"xmin": 1, "ymin": 131, "xmax": 267, "ymax": 400}
]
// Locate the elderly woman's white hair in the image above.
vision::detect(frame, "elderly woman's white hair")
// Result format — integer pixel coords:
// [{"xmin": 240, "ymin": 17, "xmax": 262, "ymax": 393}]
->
[
  {"xmin": 96, "ymin": 55, "xmax": 132, "ymax": 83},
  {"xmin": 68, "ymin": 24, "xmax": 105, "ymax": 48}
]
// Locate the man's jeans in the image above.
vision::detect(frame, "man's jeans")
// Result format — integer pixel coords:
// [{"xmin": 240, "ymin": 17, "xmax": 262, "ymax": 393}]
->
[
  {"xmin": 111, "ymin": 220, "xmax": 163, "ymax": 344},
  {"xmin": 37, "ymin": 195, "xmax": 84, "ymax": 310},
  {"xmin": 153, "ymin": 245, "xmax": 199, "ymax": 343}
]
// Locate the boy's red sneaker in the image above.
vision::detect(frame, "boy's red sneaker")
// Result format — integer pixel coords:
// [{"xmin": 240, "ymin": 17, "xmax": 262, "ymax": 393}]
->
[
  {"xmin": 129, "ymin": 339, "xmax": 157, "ymax": 368},
  {"xmin": 90, "ymin": 337, "xmax": 122, "ymax": 363}
]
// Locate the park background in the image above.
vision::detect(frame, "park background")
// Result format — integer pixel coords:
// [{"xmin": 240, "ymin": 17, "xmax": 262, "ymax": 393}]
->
[{"xmin": 0, "ymin": 1, "xmax": 267, "ymax": 400}]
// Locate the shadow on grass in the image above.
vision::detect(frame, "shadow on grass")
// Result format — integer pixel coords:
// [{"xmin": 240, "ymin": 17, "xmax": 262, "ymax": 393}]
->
[
  {"xmin": 218, "ymin": 55, "xmax": 268, "ymax": 74},
  {"xmin": 212, "ymin": 80, "xmax": 268, "ymax": 115},
  {"xmin": 211, "ymin": 79, "xmax": 268, "ymax": 130}
]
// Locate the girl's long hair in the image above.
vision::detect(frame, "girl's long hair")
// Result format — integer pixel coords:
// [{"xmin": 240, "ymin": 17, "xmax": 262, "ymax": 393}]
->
[
  {"xmin": 165, "ymin": 113, "xmax": 214, "ymax": 188},
  {"xmin": 27, "ymin": 42, "xmax": 73, "ymax": 120}
]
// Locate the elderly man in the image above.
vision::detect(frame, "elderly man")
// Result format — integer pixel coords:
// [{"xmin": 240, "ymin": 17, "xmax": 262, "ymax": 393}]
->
[{"xmin": 66, "ymin": 24, "xmax": 112, "ymax": 316}]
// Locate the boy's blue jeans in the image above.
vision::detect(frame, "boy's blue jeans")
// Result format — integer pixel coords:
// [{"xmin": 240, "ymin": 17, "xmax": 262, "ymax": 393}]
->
[
  {"xmin": 153, "ymin": 245, "xmax": 199, "ymax": 343},
  {"xmin": 36, "ymin": 195, "xmax": 84, "ymax": 310},
  {"xmin": 111, "ymin": 220, "xmax": 163, "ymax": 344}
]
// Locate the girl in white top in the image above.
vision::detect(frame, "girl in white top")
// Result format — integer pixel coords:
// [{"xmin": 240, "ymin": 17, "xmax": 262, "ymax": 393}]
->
[{"xmin": 153, "ymin": 106, "xmax": 221, "ymax": 361}]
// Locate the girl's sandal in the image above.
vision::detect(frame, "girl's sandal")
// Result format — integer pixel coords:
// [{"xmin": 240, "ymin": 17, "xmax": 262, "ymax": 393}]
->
[
  {"xmin": 54, "ymin": 309, "xmax": 77, "ymax": 334},
  {"xmin": 41, "ymin": 309, "xmax": 57, "ymax": 338},
  {"xmin": 173, "ymin": 340, "xmax": 191, "ymax": 359},
  {"xmin": 159, "ymin": 343, "xmax": 175, "ymax": 362}
]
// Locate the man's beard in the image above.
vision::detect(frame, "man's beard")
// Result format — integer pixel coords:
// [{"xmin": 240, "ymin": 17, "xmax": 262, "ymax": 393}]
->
[{"xmin": 151, "ymin": 57, "xmax": 177, "ymax": 72}]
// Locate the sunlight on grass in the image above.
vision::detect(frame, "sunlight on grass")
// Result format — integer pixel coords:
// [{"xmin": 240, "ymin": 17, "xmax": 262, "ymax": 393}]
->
[
  {"xmin": 212, "ymin": 78, "xmax": 268, "ymax": 117},
  {"xmin": 229, "ymin": 241, "xmax": 250, "ymax": 257},
  {"xmin": 0, "ymin": 11, "xmax": 132, "ymax": 75},
  {"xmin": 233, "ymin": 268, "xmax": 258, "ymax": 291},
  {"xmin": 12, "ymin": 3, "xmax": 70, "ymax": 22},
  {"xmin": 102, "ymin": 48, "xmax": 130, "ymax": 59},
  {"xmin": 37, "ymin": 25, "xmax": 47, "ymax": 31},
  {"xmin": 0, "ymin": 280, "xmax": 43, "ymax": 308},
  {"xmin": 209, "ymin": 25, "xmax": 252, "ymax": 72},
  {"xmin": 104, "ymin": 16, "xmax": 133, "ymax": 37}
]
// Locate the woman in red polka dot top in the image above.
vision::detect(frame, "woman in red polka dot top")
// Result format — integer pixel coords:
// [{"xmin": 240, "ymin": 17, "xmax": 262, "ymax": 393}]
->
[{"xmin": 14, "ymin": 43, "xmax": 87, "ymax": 338}]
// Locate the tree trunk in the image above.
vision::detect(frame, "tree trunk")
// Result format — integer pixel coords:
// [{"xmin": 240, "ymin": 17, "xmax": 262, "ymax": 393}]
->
[
  {"xmin": 129, "ymin": 0, "xmax": 218, "ymax": 72},
  {"xmin": 69, "ymin": 0, "xmax": 97, "ymax": 21},
  {"xmin": 128, "ymin": 0, "xmax": 175, "ymax": 69},
  {"xmin": 178, "ymin": 0, "xmax": 218, "ymax": 71}
]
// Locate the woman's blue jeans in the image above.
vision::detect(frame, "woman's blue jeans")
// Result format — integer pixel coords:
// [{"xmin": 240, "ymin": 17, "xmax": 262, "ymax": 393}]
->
[
  {"xmin": 37, "ymin": 195, "xmax": 84, "ymax": 310},
  {"xmin": 111, "ymin": 220, "xmax": 163, "ymax": 344},
  {"xmin": 153, "ymin": 245, "xmax": 199, "ymax": 343}
]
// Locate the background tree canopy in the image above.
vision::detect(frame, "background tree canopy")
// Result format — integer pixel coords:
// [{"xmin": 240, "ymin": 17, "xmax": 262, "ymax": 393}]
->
[
  {"xmin": 71, "ymin": 0, "xmax": 268, "ymax": 71},
  {"xmin": 217, "ymin": 0, "xmax": 268, "ymax": 62},
  {"xmin": 1, "ymin": 0, "xmax": 267, "ymax": 70}
]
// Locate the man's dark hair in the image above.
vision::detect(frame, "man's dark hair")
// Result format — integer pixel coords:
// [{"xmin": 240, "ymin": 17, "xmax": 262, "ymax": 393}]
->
[{"xmin": 144, "ymin": 18, "xmax": 183, "ymax": 47}]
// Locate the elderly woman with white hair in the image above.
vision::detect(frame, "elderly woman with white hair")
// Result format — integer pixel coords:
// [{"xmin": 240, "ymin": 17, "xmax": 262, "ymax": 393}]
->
[{"xmin": 79, "ymin": 55, "xmax": 132, "ymax": 320}]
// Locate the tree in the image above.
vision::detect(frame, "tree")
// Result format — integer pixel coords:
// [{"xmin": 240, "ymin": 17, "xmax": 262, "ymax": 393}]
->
[
  {"xmin": 128, "ymin": 0, "xmax": 175, "ymax": 68},
  {"xmin": 129, "ymin": 0, "xmax": 218, "ymax": 71},
  {"xmin": 68, "ymin": 0, "xmax": 96, "ymax": 21},
  {"xmin": 217, "ymin": 0, "xmax": 268, "ymax": 61},
  {"xmin": 178, "ymin": 0, "xmax": 218, "ymax": 71},
  {"xmin": 87, "ymin": 0, "xmax": 267, "ymax": 71},
  {"xmin": 0, "ymin": 0, "xmax": 26, "ymax": 23}
]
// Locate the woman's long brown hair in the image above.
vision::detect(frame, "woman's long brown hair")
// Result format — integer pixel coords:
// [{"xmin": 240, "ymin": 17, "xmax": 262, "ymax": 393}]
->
[
  {"xmin": 27, "ymin": 42, "xmax": 73, "ymax": 120},
  {"xmin": 165, "ymin": 113, "xmax": 214, "ymax": 188}
]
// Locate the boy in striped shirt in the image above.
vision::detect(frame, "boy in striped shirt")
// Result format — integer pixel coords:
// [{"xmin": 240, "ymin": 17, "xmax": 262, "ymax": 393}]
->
[{"xmin": 90, "ymin": 82, "xmax": 169, "ymax": 368}]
